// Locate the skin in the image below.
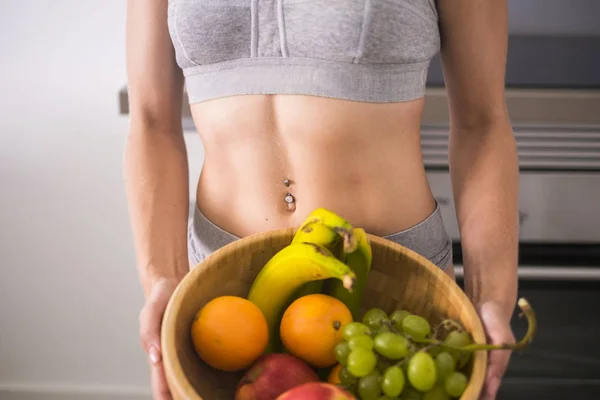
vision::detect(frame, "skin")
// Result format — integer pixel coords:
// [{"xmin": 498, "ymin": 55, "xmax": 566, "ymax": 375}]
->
[{"xmin": 124, "ymin": 1, "xmax": 518, "ymax": 399}]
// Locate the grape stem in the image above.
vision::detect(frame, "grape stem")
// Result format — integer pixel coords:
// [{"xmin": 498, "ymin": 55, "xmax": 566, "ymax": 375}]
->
[
  {"xmin": 434, "ymin": 319, "xmax": 465, "ymax": 336},
  {"xmin": 413, "ymin": 297, "xmax": 537, "ymax": 352}
]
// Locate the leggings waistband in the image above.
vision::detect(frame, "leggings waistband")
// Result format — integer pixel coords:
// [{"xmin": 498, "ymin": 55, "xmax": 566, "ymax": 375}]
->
[{"xmin": 188, "ymin": 204, "xmax": 452, "ymax": 270}]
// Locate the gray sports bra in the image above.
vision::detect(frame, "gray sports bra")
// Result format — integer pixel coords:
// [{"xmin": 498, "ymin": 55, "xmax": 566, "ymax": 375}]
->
[{"xmin": 167, "ymin": 0, "xmax": 440, "ymax": 104}]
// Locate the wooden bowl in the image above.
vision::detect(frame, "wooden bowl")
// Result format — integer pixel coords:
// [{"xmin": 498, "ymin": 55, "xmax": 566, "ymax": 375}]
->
[{"xmin": 161, "ymin": 228, "xmax": 487, "ymax": 400}]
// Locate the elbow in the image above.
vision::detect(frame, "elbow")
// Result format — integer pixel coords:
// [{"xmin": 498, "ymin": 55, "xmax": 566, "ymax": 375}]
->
[
  {"xmin": 448, "ymin": 106, "xmax": 518, "ymax": 161},
  {"xmin": 451, "ymin": 106, "xmax": 511, "ymax": 134},
  {"xmin": 130, "ymin": 107, "xmax": 183, "ymax": 136},
  {"xmin": 127, "ymin": 92, "xmax": 183, "ymax": 136},
  {"xmin": 448, "ymin": 105, "xmax": 516, "ymax": 153}
]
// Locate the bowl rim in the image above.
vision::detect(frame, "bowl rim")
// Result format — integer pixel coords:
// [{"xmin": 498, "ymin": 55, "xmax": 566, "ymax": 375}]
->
[{"xmin": 161, "ymin": 228, "xmax": 487, "ymax": 400}]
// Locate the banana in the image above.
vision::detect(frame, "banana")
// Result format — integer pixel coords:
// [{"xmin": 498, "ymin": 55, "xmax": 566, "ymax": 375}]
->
[
  {"xmin": 292, "ymin": 208, "xmax": 358, "ymax": 255},
  {"xmin": 327, "ymin": 228, "xmax": 372, "ymax": 320},
  {"xmin": 284, "ymin": 208, "xmax": 359, "ymax": 308},
  {"xmin": 247, "ymin": 241, "xmax": 356, "ymax": 352}
]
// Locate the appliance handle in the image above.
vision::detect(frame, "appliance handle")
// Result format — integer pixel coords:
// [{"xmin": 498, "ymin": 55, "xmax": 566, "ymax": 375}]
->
[{"xmin": 454, "ymin": 265, "xmax": 600, "ymax": 281}]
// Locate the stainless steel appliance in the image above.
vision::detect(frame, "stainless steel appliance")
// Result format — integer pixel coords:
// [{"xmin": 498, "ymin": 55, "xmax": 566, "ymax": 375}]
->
[
  {"xmin": 421, "ymin": 27, "xmax": 600, "ymax": 397},
  {"xmin": 422, "ymin": 122, "xmax": 600, "ymax": 399}
]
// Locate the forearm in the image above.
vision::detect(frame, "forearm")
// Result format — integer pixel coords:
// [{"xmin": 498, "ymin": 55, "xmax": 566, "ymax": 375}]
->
[
  {"xmin": 124, "ymin": 122, "xmax": 190, "ymax": 297},
  {"xmin": 449, "ymin": 117, "xmax": 519, "ymax": 321}
]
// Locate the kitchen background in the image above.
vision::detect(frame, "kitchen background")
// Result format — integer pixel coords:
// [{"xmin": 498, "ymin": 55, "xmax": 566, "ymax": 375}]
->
[{"xmin": 1, "ymin": 0, "xmax": 599, "ymax": 399}]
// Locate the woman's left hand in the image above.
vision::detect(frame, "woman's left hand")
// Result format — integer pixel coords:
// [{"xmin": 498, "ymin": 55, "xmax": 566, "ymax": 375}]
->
[{"xmin": 477, "ymin": 301, "xmax": 516, "ymax": 400}]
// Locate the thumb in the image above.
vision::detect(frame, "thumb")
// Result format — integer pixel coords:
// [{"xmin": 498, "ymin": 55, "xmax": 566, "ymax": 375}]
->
[{"xmin": 139, "ymin": 279, "xmax": 177, "ymax": 364}]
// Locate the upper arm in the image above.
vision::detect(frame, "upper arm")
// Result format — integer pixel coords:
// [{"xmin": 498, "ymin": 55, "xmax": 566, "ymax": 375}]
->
[
  {"xmin": 126, "ymin": 0, "xmax": 184, "ymax": 132},
  {"xmin": 437, "ymin": 0, "xmax": 509, "ymax": 129}
]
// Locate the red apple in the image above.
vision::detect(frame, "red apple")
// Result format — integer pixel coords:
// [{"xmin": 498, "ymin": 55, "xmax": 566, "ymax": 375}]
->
[
  {"xmin": 275, "ymin": 382, "xmax": 356, "ymax": 400},
  {"xmin": 235, "ymin": 353, "xmax": 320, "ymax": 400}
]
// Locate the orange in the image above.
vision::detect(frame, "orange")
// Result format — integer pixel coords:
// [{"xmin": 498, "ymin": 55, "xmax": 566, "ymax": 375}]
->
[
  {"xmin": 280, "ymin": 293, "xmax": 353, "ymax": 368},
  {"xmin": 190, "ymin": 295, "xmax": 268, "ymax": 372},
  {"xmin": 328, "ymin": 363, "xmax": 343, "ymax": 384}
]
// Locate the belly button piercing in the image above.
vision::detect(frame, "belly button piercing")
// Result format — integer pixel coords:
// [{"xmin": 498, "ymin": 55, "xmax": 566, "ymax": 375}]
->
[
  {"xmin": 284, "ymin": 192, "xmax": 296, "ymax": 211},
  {"xmin": 283, "ymin": 178, "xmax": 291, "ymax": 187}
]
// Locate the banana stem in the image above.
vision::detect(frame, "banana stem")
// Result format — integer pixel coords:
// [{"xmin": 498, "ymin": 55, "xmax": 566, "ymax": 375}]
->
[
  {"xmin": 342, "ymin": 274, "xmax": 355, "ymax": 292},
  {"xmin": 334, "ymin": 227, "xmax": 358, "ymax": 254},
  {"xmin": 412, "ymin": 297, "xmax": 537, "ymax": 353},
  {"xmin": 300, "ymin": 217, "xmax": 358, "ymax": 253}
]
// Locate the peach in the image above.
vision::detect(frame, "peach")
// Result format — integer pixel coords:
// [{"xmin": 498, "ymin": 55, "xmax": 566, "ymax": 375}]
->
[
  {"xmin": 235, "ymin": 353, "xmax": 320, "ymax": 400},
  {"xmin": 276, "ymin": 382, "xmax": 356, "ymax": 400}
]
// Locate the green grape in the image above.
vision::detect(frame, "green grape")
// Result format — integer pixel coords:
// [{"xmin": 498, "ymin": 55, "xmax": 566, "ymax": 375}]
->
[
  {"xmin": 377, "ymin": 396, "xmax": 399, "ymax": 400},
  {"xmin": 444, "ymin": 372, "xmax": 468, "ymax": 398},
  {"xmin": 443, "ymin": 331, "xmax": 471, "ymax": 348},
  {"xmin": 363, "ymin": 308, "xmax": 389, "ymax": 331},
  {"xmin": 381, "ymin": 365, "xmax": 405, "ymax": 397},
  {"xmin": 402, "ymin": 387, "xmax": 424, "ymax": 400},
  {"xmin": 335, "ymin": 342, "xmax": 351, "ymax": 366},
  {"xmin": 401, "ymin": 315, "xmax": 431, "ymax": 340},
  {"xmin": 347, "ymin": 348, "xmax": 378, "ymax": 378},
  {"xmin": 339, "ymin": 366, "xmax": 358, "ymax": 386},
  {"xmin": 376, "ymin": 324, "xmax": 392, "ymax": 335},
  {"xmin": 407, "ymin": 352, "xmax": 437, "ymax": 392},
  {"xmin": 389, "ymin": 310, "xmax": 411, "ymax": 331},
  {"xmin": 434, "ymin": 352, "xmax": 455, "ymax": 383},
  {"xmin": 443, "ymin": 331, "xmax": 472, "ymax": 367},
  {"xmin": 348, "ymin": 334, "xmax": 374, "ymax": 351},
  {"xmin": 373, "ymin": 332, "xmax": 410, "ymax": 360},
  {"xmin": 343, "ymin": 322, "xmax": 372, "ymax": 341},
  {"xmin": 358, "ymin": 370, "xmax": 382, "ymax": 400},
  {"xmin": 423, "ymin": 384, "xmax": 451, "ymax": 400}
]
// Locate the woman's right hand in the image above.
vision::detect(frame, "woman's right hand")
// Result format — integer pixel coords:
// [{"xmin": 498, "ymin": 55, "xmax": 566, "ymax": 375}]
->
[{"xmin": 139, "ymin": 278, "xmax": 180, "ymax": 400}]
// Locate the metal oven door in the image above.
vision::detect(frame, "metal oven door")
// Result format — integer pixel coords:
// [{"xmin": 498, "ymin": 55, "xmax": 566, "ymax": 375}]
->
[
  {"xmin": 455, "ymin": 253, "xmax": 600, "ymax": 400},
  {"xmin": 426, "ymin": 170, "xmax": 600, "ymax": 399}
]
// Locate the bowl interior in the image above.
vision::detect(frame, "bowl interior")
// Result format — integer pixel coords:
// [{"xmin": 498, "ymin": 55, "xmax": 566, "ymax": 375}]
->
[{"xmin": 162, "ymin": 228, "xmax": 487, "ymax": 400}]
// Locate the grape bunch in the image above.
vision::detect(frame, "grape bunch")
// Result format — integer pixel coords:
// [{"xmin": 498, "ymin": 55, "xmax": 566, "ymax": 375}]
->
[{"xmin": 333, "ymin": 308, "xmax": 475, "ymax": 400}]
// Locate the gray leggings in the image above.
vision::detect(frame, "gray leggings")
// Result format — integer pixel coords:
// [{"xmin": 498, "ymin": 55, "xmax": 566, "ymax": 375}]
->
[{"xmin": 188, "ymin": 203, "xmax": 453, "ymax": 270}]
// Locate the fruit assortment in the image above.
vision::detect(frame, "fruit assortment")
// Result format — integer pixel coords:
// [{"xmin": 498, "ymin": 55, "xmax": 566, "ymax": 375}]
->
[{"xmin": 189, "ymin": 208, "xmax": 537, "ymax": 400}]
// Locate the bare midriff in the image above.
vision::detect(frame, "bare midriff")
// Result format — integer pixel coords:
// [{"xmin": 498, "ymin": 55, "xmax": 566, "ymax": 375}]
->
[{"xmin": 190, "ymin": 94, "xmax": 437, "ymax": 238}]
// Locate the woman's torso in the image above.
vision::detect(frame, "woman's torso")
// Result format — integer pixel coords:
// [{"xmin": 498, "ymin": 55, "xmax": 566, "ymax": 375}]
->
[
  {"xmin": 192, "ymin": 94, "xmax": 436, "ymax": 238},
  {"xmin": 168, "ymin": 0, "xmax": 441, "ymax": 237}
]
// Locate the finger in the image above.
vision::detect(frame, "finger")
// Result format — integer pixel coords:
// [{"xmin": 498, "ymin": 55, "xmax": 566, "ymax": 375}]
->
[
  {"xmin": 150, "ymin": 359, "xmax": 173, "ymax": 400},
  {"xmin": 481, "ymin": 348, "xmax": 511, "ymax": 400},
  {"xmin": 139, "ymin": 280, "xmax": 175, "ymax": 355},
  {"xmin": 139, "ymin": 302, "xmax": 164, "ymax": 358},
  {"xmin": 482, "ymin": 345, "xmax": 512, "ymax": 400},
  {"xmin": 478, "ymin": 302, "xmax": 515, "ymax": 400}
]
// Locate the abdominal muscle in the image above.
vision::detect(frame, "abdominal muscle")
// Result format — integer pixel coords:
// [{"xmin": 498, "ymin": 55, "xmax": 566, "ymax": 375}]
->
[{"xmin": 190, "ymin": 94, "xmax": 437, "ymax": 239}]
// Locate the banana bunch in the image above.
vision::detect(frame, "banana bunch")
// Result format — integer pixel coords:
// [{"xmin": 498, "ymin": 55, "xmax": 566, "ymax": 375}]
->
[{"xmin": 247, "ymin": 208, "xmax": 373, "ymax": 352}]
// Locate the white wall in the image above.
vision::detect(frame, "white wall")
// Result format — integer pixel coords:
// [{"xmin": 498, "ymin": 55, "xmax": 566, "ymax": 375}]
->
[{"xmin": 0, "ymin": 1, "xmax": 204, "ymax": 399}]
